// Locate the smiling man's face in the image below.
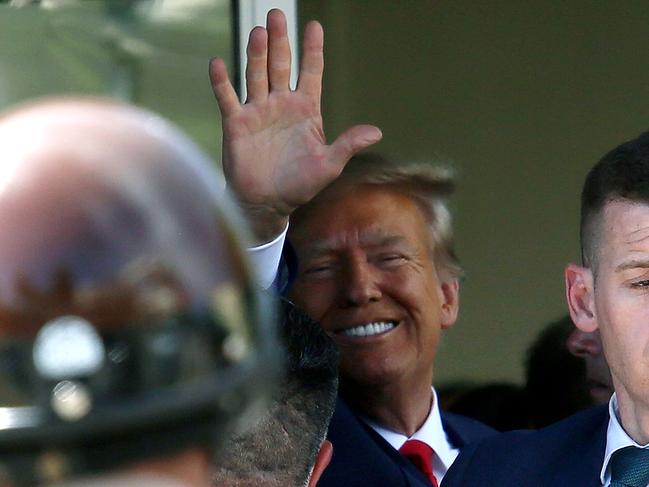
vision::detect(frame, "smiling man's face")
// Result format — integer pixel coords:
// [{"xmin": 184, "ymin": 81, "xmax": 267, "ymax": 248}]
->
[{"xmin": 288, "ymin": 185, "xmax": 458, "ymax": 391}]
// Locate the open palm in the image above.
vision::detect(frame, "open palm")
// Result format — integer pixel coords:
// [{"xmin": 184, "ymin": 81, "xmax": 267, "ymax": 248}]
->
[{"xmin": 210, "ymin": 9, "xmax": 381, "ymax": 241}]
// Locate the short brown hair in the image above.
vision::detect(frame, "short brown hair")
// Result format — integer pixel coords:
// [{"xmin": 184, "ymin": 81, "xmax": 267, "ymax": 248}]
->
[{"xmin": 581, "ymin": 130, "xmax": 649, "ymax": 273}]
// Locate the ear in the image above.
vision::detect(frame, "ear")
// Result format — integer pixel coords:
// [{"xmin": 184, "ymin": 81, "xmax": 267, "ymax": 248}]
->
[
  {"xmin": 308, "ymin": 440, "xmax": 333, "ymax": 487},
  {"xmin": 439, "ymin": 279, "xmax": 460, "ymax": 330},
  {"xmin": 565, "ymin": 263, "xmax": 598, "ymax": 333}
]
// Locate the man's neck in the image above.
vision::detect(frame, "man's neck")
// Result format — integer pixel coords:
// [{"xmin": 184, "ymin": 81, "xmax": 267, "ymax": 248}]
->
[
  {"xmin": 340, "ymin": 378, "xmax": 434, "ymax": 437},
  {"xmin": 616, "ymin": 390, "xmax": 649, "ymax": 445}
]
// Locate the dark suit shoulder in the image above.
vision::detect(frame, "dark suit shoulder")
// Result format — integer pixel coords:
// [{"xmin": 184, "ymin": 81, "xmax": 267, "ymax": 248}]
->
[{"xmin": 441, "ymin": 405, "xmax": 609, "ymax": 487}]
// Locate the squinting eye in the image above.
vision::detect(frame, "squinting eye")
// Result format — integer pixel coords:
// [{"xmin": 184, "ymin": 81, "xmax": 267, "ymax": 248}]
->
[
  {"xmin": 631, "ymin": 280, "xmax": 649, "ymax": 288},
  {"xmin": 377, "ymin": 255, "xmax": 405, "ymax": 265},
  {"xmin": 304, "ymin": 265, "xmax": 334, "ymax": 277}
]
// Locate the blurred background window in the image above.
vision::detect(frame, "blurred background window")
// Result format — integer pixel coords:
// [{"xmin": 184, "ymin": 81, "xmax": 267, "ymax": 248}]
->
[{"xmin": 0, "ymin": 0, "xmax": 235, "ymax": 157}]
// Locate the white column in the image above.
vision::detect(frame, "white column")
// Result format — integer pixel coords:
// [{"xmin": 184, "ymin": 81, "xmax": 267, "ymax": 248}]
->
[{"xmin": 236, "ymin": 0, "xmax": 298, "ymax": 100}]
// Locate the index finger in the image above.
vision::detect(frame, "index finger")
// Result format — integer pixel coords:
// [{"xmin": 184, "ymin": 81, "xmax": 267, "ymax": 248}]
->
[{"xmin": 208, "ymin": 57, "xmax": 241, "ymax": 117}]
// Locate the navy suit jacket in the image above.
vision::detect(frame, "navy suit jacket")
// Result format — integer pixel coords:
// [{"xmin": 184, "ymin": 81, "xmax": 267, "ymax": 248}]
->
[
  {"xmin": 441, "ymin": 405, "xmax": 609, "ymax": 487},
  {"xmin": 318, "ymin": 397, "xmax": 496, "ymax": 487}
]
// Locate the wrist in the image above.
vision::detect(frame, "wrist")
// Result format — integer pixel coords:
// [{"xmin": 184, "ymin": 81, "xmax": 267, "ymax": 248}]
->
[{"xmin": 240, "ymin": 205, "xmax": 290, "ymax": 245}]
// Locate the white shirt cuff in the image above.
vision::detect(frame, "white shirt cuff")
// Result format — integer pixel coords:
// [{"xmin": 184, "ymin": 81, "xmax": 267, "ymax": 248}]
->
[{"xmin": 247, "ymin": 223, "xmax": 288, "ymax": 289}]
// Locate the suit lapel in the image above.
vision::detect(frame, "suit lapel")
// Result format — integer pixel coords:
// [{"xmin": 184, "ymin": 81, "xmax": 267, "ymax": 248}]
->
[
  {"xmin": 440, "ymin": 411, "xmax": 497, "ymax": 448},
  {"xmin": 322, "ymin": 398, "xmax": 417, "ymax": 486},
  {"xmin": 440, "ymin": 412, "xmax": 469, "ymax": 449},
  {"xmin": 357, "ymin": 418, "xmax": 436, "ymax": 487}
]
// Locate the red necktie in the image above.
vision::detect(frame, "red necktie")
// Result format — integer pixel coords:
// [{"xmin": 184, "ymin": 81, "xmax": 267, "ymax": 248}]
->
[{"xmin": 399, "ymin": 439, "xmax": 439, "ymax": 487}]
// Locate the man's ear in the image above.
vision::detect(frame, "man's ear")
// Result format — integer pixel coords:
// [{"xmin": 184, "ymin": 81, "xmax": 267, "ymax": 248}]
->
[
  {"xmin": 565, "ymin": 263, "xmax": 598, "ymax": 333},
  {"xmin": 440, "ymin": 279, "xmax": 460, "ymax": 330},
  {"xmin": 308, "ymin": 440, "xmax": 333, "ymax": 487}
]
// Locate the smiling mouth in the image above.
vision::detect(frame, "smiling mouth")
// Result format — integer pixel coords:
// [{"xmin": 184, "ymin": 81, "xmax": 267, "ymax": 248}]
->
[{"xmin": 336, "ymin": 321, "xmax": 397, "ymax": 337}]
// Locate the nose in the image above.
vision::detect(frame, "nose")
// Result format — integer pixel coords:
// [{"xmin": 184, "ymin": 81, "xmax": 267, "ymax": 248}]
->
[
  {"xmin": 566, "ymin": 328, "xmax": 602, "ymax": 358},
  {"xmin": 341, "ymin": 256, "xmax": 381, "ymax": 307}
]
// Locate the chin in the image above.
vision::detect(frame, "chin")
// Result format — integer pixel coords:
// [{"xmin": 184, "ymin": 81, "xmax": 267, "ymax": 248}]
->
[{"xmin": 340, "ymin": 362, "xmax": 405, "ymax": 390}]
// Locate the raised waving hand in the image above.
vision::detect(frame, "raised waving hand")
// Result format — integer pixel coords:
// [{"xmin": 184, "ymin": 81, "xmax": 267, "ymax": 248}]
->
[{"xmin": 209, "ymin": 9, "xmax": 382, "ymax": 242}]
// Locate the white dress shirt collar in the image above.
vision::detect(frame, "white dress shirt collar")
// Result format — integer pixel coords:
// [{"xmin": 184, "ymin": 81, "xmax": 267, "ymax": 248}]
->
[
  {"xmin": 361, "ymin": 387, "xmax": 459, "ymax": 482},
  {"xmin": 601, "ymin": 393, "xmax": 649, "ymax": 486}
]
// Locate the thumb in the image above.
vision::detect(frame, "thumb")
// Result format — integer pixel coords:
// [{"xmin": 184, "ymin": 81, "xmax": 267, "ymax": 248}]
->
[{"xmin": 328, "ymin": 124, "xmax": 382, "ymax": 168}]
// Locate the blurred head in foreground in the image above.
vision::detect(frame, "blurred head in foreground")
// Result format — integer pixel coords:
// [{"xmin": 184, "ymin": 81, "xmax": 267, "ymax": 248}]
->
[
  {"xmin": 213, "ymin": 299, "xmax": 339, "ymax": 487},
  {"xmin": 0, "ymin": 98, "xmax": 279, "ymax": 486}
]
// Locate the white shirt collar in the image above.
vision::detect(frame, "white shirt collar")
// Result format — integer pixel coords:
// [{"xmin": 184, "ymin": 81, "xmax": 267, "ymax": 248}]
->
[
  {"xmin": 362, "ymin": 387, "xmax": 459, "ymax": 481},
  {"xmin": 601, "ymin": 393, "xmax": 649, "ymax": 486}
]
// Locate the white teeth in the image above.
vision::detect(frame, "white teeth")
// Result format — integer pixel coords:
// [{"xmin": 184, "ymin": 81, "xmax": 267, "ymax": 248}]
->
[{"xmin": 342, "ymin": 321, "xmax": 395, "ymax": 337}]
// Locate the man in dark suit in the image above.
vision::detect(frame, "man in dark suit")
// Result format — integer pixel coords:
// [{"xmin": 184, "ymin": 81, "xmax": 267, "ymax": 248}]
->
[
  {"xmin": 442, "ymin": 131, "xmax": 649, "ymax": 486},
  {"xmin": 324, "ymin": 397, "xmax": 496, "ymax": 487},
  {"xmin": 209, "ymin": 9, "xmax": 493, "ymax": 486}
]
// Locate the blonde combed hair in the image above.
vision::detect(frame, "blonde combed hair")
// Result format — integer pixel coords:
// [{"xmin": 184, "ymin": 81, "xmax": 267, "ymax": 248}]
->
[{"xmin": 297, "ymin": 152, "xmax": 461, "ymax": 281}]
